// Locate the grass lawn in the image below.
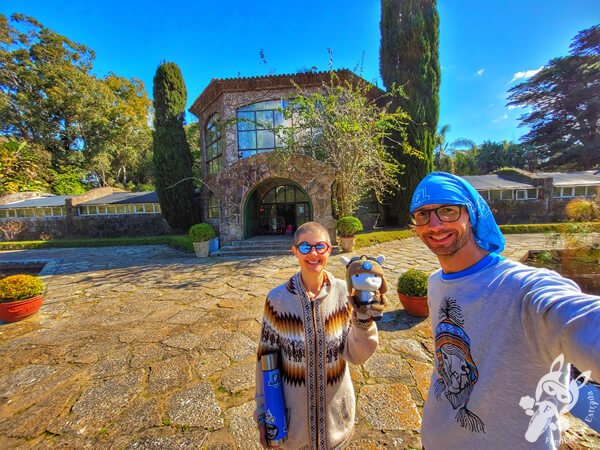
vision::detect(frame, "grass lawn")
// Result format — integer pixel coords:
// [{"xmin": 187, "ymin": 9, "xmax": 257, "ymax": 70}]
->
[{"xmin": 1, "ymin": 222, "xmax": 597, "ymax": 253}]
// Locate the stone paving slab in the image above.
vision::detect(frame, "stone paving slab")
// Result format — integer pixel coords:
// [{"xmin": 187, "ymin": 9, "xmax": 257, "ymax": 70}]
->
[{"xmin": 0, "ymin": 235, "xmax": 598, "ymax": 449}]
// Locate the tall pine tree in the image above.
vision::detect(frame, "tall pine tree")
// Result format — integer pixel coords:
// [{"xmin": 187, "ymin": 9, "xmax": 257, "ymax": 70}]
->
[
  {"xmin": 152, "ymin": 62, "xmax": 198, "ymax": 232},
  {"xmin": 380, "ymin": 0, "xmax": 440, "ymax": 225}
]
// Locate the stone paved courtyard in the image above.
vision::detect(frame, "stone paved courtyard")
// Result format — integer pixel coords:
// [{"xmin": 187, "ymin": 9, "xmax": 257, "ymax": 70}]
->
[{"xmin": 0, "ymin": 234, "xmax": 598, "ymax": 449}]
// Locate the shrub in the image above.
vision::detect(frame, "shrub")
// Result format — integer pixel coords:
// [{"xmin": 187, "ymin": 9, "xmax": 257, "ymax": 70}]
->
[
  {"xmin": 565, "ymin": 198, "xmax": 600, "ymax": 222},
  {"xmin": 0, "ymin": 274, "xmax": 44, "ymax": 302},
  {"xmin": 188, "ymin": 223, "xmax": 216, "ymax": 242},
  {"xmin": 336, "ymin": 216, "xmax": 363, "ymax": 237},
  {"xmin": 397, "ymin": 269, "xmax": 429, "ymax": 297}
]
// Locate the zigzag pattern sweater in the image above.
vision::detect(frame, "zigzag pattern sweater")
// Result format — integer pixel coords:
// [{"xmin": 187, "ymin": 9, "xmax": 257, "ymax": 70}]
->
[{"xmin": 254, "ymin": 271, "xmax": 378, "ymax": 449}]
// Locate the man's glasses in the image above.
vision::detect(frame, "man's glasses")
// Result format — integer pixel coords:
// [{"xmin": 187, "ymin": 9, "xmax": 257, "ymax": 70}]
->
[
  {"xmin": 295, "ymin": 241, "xmax": 330, "ymax": 255},
  {"xmin": 411, "ymin": 205, "xmax": 463, "ymax": 226}
]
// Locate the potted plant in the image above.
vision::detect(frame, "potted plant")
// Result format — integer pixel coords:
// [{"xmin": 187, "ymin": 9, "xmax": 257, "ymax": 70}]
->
[
  {"xmin": 396, "ymin": 269, "xmax": 429, "ymax": 317},
  {"xmin": 336, "ymin": 216, "xmax": 363, "ymax": 252},
  {"xmin": 189, "ymin": 223, "xmax": 216, "ymax": 258},
  {"xmin": 0, "ymin": 274, "xmax": 45, "ymax": 322}
]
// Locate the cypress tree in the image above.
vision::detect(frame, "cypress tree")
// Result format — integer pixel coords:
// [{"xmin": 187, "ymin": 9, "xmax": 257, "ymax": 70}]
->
[
  {"xmin": 152, "ymin": 62, "xmax": 198, "ymax": 232},
  {"xmin": 380, "ymin": 0, "xmax": 440, "ymax": 225}
]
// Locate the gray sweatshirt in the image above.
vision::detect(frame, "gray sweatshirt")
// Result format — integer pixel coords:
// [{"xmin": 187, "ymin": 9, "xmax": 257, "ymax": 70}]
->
[{"xmin": 421, "ymin": 257, "xmax": 600, "ymax": 449}]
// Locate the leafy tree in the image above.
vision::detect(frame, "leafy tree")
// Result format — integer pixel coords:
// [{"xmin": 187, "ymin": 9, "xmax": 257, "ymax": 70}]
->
[
  {"xmin": 453, "ymin": 149, "xmax": 479, "ymax": 175},
  {"xmin": 477, "ymin": 140, "xmax": 530, "ymax": 174},
  {"xmin": 276, "ymin": 72, "xmax": 411, "ymax": 218},
  {"xmin": 152, "ymin": 62, "xmax": 198, "ymax": 231},
  {"xmin": 507, "ymin": 25, "xmax": 600, "ymax": 170},
  {"xmin": 380, "ymin": 0, "xmax": 440, "ymax": 225},
  {"xmin": 0, "ymin": 140, "xmax": 48, "ymax": 194},
  {"xmin": 0, "ymin": 14, "xmax": 152, "ymax": 186}
]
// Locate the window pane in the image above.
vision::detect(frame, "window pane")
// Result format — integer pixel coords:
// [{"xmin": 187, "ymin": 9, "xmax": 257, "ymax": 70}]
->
[
  {"xmin": 295, "ymin": 189, "xmax": 308, "ymax": 202},
  {"xmin": 154, "ymin": 204, "xmax": 161, "ymax": 213},
  {"xmin": 237, "ymin": 112, "xmax": 256, "ymax": 131},
  {"xmin": 256, "ymin": 130, "xmax": 275, "ymax": 149},
  {"xmin": 285, "ymin": 185, "xmax": 296, "ymax": 203},
  {"xmin": 275, "ymin": 186, "xmax": 286, "ymax": 203},
  {"xmin": 263, "ymin": 189, "xmax": 276, "ymax": 203},
  {"xmin": 274, "ymin": 110, "xmax": 284, "ymax": 127},
  {"xmin": 238, "ymin": 131, "xmax": 256, "ymax": 150},
  {"xmin": 527, "ymin": 189, "xmax": 538, "ymax": 199},
  {"xmin": 575, "ymin": 186, "xmax": 586, "ymax": 196},
  {"xmin": 490, "ymin": 190, "xmax": 501, "ymax": 200},
  {"xmin": 563, "ymin": 187, "xmax": 573, "ymax": 197},
  {"xmin": 239, "ymin": 149, "xmax": 255, "ymax": 159},
  {"xmin": 502, "ymin": 191, "xmax": 513, "ymax": 200},
  {"xmin": 97, "ymin": 206, "xmax": 107, "ymax": 214},
  {"xmin": 256, "ymin": 111, "xmax": 274, "ymax": 129}
]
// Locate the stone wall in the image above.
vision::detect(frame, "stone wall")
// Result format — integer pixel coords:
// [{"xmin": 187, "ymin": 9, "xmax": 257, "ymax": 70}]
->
[
  {"xmin": 2, "ymin": 215, "xmax": 171, "ymax": 241},
  {"xmin": 212, "ymin": 153, "xmax": 335, "ymax": 243}
]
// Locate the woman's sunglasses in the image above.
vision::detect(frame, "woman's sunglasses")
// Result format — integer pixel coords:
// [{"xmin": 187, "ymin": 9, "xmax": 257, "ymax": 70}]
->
[{"xmin": 295, "ymin": 241, "xmax": 330, "ymax": 255}]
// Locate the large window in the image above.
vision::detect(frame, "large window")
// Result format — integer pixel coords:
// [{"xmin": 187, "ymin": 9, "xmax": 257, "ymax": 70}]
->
[
  {"xmin": 236, "ymin": 100, "xmax": 320, "ymax": 159},
  {"xmin": 237, "ymin": 100, "xmax": 285, "ymax": 158},
  {"xmin": 207, "ymin": 193, "xmax": 220, "ymax": 219},
  {"xmin": 553, "ymin": 186, "xmax": 597, "ymax": 198},
  {"xmin": 205, "ymin": 114, "xmax": 223, "ymax": 174},
  {"xmin": 0, "ymin": 207, "xmax": 66, "ymax": 219},
  {"xmin": 78, "ymin": 203, "xmax": 161, "ymax": 215}
]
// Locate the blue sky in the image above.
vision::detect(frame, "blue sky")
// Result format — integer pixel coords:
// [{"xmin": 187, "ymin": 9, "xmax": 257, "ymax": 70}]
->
[{"xmin": 1, "ymin": 0, "xmax": 598, "ymax": 145}]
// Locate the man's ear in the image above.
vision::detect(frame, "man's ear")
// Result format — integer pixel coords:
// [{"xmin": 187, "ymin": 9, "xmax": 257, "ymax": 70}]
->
[{"xmin": 340, "ymin": 256, "xmax": 351, "ymax": 266}]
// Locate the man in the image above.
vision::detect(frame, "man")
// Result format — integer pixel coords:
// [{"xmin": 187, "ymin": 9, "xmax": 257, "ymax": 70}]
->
[{"xmin": 410, "ymin": 172, "xmax": 600, "ymax": 449}]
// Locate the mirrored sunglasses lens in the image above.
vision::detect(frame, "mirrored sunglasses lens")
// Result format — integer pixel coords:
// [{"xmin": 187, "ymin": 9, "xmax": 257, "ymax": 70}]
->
[
  {"xmin": 315, "ymin": 242, "xmax": 328, "ymax": 253},
  {"xmin": 297, "ymin": 242, "xmax": 311, "ymax": 254}
]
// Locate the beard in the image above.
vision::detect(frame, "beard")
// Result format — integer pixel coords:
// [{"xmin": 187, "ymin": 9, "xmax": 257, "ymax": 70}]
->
[{"xmin": 422, "ymin": 226, "xmax": 472, "ymax": 257}]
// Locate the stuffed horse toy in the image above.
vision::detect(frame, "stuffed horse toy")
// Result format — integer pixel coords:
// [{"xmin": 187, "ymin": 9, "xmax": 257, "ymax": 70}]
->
[{"xmin": 341, "ymin": 255, "xmax": 387, "ymax": 323}]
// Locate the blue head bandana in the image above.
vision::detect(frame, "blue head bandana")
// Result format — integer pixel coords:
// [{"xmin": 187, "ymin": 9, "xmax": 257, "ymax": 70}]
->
[{"xmin": 410, "ymin": 172, "xmax": 505, "ymax": 254}]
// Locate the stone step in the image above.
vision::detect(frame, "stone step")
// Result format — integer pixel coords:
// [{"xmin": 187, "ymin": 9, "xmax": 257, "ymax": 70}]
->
[{"xmin": 212, "ymin": 242, "xmax": 341, "ymax": 257}]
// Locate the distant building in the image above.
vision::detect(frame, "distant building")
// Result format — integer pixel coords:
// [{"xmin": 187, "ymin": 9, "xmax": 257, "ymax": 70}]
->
[{"xmin": 0, "ymin": 188, "xmax": 169, "ymax": 240}]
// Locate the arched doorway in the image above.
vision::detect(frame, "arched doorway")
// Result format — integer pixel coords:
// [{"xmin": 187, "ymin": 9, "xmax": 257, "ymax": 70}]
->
[{"xmin": 244, "ymin": 181, "xmax": 312, "ymax": 238}]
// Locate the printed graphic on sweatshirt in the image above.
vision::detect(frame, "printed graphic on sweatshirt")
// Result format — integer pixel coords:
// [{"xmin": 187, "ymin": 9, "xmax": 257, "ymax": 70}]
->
[
  {"xmin": 519, "ymin": 354, "xmax": 591, "ymax": 443},
  {"xmin": 434, "ymin": 297, "xmax": 485, "ymax": 433}
]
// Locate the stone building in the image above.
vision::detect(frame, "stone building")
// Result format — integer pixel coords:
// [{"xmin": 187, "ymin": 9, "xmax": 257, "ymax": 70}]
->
[{"xmin": 189, "ymin": 70, "xmax": 369, "ymax": 244}]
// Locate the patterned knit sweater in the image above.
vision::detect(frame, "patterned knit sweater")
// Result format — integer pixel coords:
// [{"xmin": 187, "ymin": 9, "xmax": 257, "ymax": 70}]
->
[{"xmin": 254, "ymin": 271, "xmax": 378, "ymax": 449}]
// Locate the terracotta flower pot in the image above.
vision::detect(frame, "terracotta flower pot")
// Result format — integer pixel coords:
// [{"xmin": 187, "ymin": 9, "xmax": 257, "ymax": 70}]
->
[
  {"xmin": 0, "ymin": 294, "xmax": 43, "ymax": 323},
  {"xmin": 338, "ymin": 236, "xmax": 355, "ymax": 253},
  {"xmin": 398, "ymin": 293, "xmax": 429, "ymax": 318}
]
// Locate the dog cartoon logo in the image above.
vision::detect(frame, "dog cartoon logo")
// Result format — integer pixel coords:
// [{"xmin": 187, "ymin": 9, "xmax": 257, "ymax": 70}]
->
[
  {"xmin": 434, "ymin": 297, "xmax": 485, "ymax": 433},
  {"xmin": 519, "ymin": 354, "xmax": 591, "ymax": 443}
]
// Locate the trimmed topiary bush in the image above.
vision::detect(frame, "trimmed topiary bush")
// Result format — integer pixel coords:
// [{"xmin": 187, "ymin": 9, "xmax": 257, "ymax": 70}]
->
[
  {"xmin": 0, "ymin": 274, "xmax": 44, "ymax": 303},
  {"xmin": 188, "ymin": 223, "xmax": 216, "ymax": 242},
  {"xmin": 397, "ymin": 269, "xmax": 428, "ymax": 297},
  {"xmin": 336, "ymin": 216, "xmax": 363, "ymax": 237}
]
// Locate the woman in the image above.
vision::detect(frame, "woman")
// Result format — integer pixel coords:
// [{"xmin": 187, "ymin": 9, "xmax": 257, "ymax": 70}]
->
[{"xmin": 254, "ymin": 221, "xmax": 378, "ymax": 448}]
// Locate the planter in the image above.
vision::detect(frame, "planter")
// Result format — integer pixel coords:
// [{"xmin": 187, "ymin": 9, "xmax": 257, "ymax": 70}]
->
[
  {"xmin": 398, "ymin": 293, "xmax": 429, "ymax": 318},
  {"xmin": 193, "ymin": 241, "xmax": 210, "ymax": 258},
  {"xmin": 338, "ymin": 236, "xmax": 355, "ymax": 253},
  {"xmin": 0, "ymin": 294, "xmax": 43, "ymax": 323}
]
